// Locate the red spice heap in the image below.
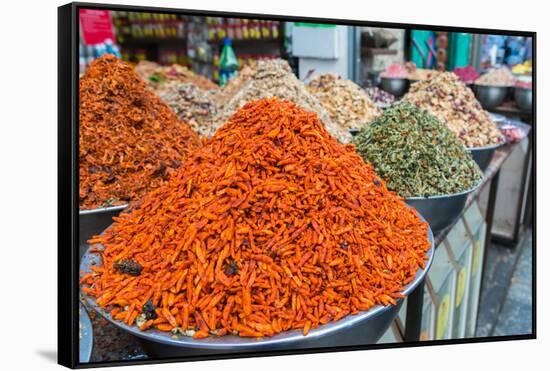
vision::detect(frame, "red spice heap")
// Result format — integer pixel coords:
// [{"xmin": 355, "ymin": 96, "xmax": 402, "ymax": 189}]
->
[
  {"xmin": 79, "ymin": 54, "xmax": 199, "ymax": 210},
  {"xmin": 82, "ymin": 98, "xmax": 430, "ymax": 338}
]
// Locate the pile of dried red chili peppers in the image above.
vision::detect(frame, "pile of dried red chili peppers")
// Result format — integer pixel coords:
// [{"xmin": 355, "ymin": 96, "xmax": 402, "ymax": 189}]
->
[
  {"xmin": 81, "ymin": 98, "xmax": 430, "ymax": 338},
  {"xmin": 79, "ymin": 54, "xmax": 199, "ymax": 210}
]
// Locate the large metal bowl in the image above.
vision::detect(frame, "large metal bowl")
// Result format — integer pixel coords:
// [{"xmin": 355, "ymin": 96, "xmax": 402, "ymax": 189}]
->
[
  {"xmin": 514, "ymin": 87, "xmax": 532, "ymax": 111},
  {"xmin": 80, "ymin": 217, "xmax": 434, "ymax": 357},
  {"xmin": 472, "ymin": 85, "xmax": 509, "ymax": 108},
  {"xmin": 467, "ymin": 140, "xmax": 505, "ymax": 173},
  {"xmin": 379, "ymin": 77, "xmax": 410, "ymax": 97},
  {"xmin": 79, "ymin": 303, "xmax": 94, "ymax": 363},
  {"xmin": 405, "ymin": 182, "xmax": 481, "ymax": 235},
  {"xmin": 79, "ymin": 205, "xmax": 127, "ymax": 259}
]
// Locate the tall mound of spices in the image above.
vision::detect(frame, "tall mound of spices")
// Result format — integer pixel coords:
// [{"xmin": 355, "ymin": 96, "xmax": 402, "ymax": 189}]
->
[
  {"xmin": 403, "ymin": 72, "xmax": 503, "ymax": 148},
  {"xmin": 215, "ymin": 59, "xmax": 352, "ymax": 143},
  {"xmin": 354, "ymin": 103, "xmax": 482, "ymax": 198},
  {"xmin": 307, "ymin": 74, "xmax": 380, "ymax": 131},
  {"xmin": 158, "ymin": 83, "xmax": 219, "ymax": 137},
  {"xmin": 79, "ymin": 54, "xmax": 199, "ymax": 210},
  {"xmin": 81, "ymin": 98, "xmax": 430, "ymax": 339}
]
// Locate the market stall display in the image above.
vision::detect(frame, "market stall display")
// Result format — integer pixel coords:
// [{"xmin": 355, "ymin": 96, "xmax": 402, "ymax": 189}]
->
[
  {"xmin": 79, "ymin": 54, "xmax": 199, "ymax": 210},
  {"xmin": 158, "ymin": 83, "xmax": 219, "ymax": 137},
  {"xmin": 402, "ymin": 72, "xmax": 503, "ymax": 148},
  {"xmin": 307, "ymin": 74, "xmax": 380, "ymax": 131},
  {"xmin": 214, "ymin": 59, "xmax": 352, "ymax": 143},
  {"xmin": 81, "ymin": 98, "xmax": 431, "ymax": 343}
]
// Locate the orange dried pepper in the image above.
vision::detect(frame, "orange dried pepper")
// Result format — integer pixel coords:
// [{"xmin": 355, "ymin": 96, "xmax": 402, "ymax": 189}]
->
[
  {"xmin": 82, "ymin": 98, "xmax": 430, "ymax": 338},
  {"xmin": 79, "ymin": 54, "xmax": 199, "ymax": 210}
]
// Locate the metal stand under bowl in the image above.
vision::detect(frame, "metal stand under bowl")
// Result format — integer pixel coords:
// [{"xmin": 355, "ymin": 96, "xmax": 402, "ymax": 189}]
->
[
  {"xmin": 405, "ymin": 183, "xmax": 480, "ymax": 235},
  {"xmin": 79, "ymin": 218, "xmax": 434, "ymax": 357}
]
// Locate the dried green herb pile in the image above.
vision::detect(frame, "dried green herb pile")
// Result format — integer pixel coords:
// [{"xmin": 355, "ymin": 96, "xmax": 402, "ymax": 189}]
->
[{"xmin": 354, "ymin": 103, "xmax": 482, "ymax": 198}]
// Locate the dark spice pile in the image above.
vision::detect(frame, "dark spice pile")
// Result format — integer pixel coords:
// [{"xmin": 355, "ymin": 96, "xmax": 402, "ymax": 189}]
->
[
  {"xmin": 354, "ymin": 103, "xmax": 482, "ymax": 198},
  {"xmin": 79, "ymin": 54, "xmax": 199, "ymax": 210},
  {"xmin": 82, "ymin": 98, "xmax": 430, "ymax": 339}
]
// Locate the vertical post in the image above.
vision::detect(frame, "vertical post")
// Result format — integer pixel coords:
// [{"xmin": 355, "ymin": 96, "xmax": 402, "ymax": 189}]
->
[{"xmin": 404, "ymin": 279, "xmax": 425, "ymax": 342}]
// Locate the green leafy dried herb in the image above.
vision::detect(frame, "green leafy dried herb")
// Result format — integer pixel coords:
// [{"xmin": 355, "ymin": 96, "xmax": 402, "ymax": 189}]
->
[{"xmin": 354, "ymin": 102, "xmax": 482, "ymax": 198}]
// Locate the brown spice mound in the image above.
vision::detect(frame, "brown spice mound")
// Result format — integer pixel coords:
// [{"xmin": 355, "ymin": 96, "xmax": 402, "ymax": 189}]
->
[
  {"xmin": 158, "ymin": 83, "xmax": 219, "ymax": 138},
  {"xmin": 307, "ymin": 73, "xmax": 380, "ymax": 130},
  {"xmin": 82, "ymin": 98, "xmax": 430, "ymax": 338},
  {"xmin": 403, "ymin": 72, "xmax": 503, "ymax": 148},
  {"xmin": 215, "ymin": 59, "xmax": 352, "ymax": 143},
  {"xmin": 79, "ymin": 54, "xmax": 199, "ymax": 210}
]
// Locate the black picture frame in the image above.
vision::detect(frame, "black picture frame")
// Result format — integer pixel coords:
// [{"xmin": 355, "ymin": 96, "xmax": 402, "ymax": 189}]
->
[{"xmin": 58, "ymin": 2, "xmax": 536, "ymax": 368}]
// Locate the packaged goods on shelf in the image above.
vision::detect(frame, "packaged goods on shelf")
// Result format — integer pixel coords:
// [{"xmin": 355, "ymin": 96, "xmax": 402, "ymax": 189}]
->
[
  {"xmin": 403, "ymin": 72, "xmax": 503, "ymax": 148},
  {"xmin": 81, "ymin": 98, "xmax": 431, "ymax": 339},
  {"xmin": 79, "ymin": 54, "xmax": 199, "ymax": 210}
]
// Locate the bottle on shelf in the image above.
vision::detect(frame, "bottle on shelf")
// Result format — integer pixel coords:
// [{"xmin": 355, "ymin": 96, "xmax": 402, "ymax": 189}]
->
[{"xmin": 218, "ymin": 38, "xmax": 239, "ymax": 87}]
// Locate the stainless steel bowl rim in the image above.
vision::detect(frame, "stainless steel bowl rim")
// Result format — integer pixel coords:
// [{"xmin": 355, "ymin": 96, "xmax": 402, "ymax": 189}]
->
[
  {"xmin": 473, "ymin": 84, "xmax": 513, "ymax": 89},
  {"xmin": 405, "ymin": 178, "xmax": 482, "ymax": 201},
  {"xmin": 466, "ymin": 138, "xmax": 506, "ymax": 152},
  {"xmin": 80, "ymin": 204, "xmax": 128, "ymax": 216},
  {"xmin": 380, "ymin": 77, "xmax": 408, "ymax": 81},
  {"xmin": 80, "ymin": 213, "xmax": 434, "ymax": 350},
  {"xmin": 79, "ymin": 303, "xmax": 94, "ymax": 362},
  {"xmin": 514, "ymin": 86, "xmax": 533, "ymax": 92}
]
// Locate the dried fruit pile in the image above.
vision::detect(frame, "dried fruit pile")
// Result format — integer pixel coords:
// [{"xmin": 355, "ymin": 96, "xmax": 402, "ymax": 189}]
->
[
  {"xmin": 354, "ymin": 103, "xmax": 482, "ymax": 198},
  {"xmin": 81, "ymin": 98, "xmax": 430, "ymax": 339},
  {"xmin": 364, "ymin": 87, "xmax": 396, "ymax": 107},
  {"xmin": 475, "ymin": 67, "xmax": 516, "ymax": 86},
  {"xmin": 307, "ymin": 74, "xmax": 380, "ymax": 130},
  {"xmin": 215, "ymin": 59, "xmax": 352, "ymax": 143},
  {"xmin": 403, "ymin": 72, "xmax": 503, "ymax": 148},
  {"xmin": 79, "ymin": 54, "xmax": 199, "ymax": 210},
  {"xmin": 158, "ymin": 83, "xmax": 219, "ymax": 137},
  {"xmin": 136, "ymin": 61, "xmax": 220, "ymax": 92}
]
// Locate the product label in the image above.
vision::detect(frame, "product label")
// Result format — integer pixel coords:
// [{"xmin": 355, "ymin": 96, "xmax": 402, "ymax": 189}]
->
[{"xmin": 80, "ymin": 9, "xmax": 115, "ymax": 45}]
